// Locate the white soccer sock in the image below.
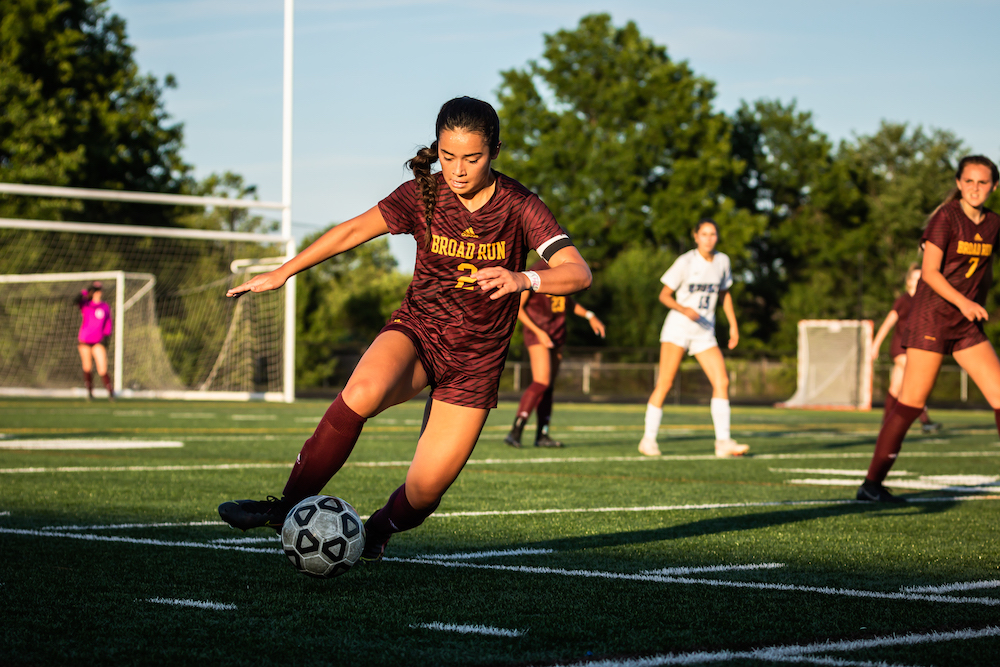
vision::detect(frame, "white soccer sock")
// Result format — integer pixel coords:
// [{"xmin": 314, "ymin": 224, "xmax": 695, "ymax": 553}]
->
[
  {"xmin": 643, "ymin": 404, "xmax": 663, "ymax": 441},
  {"xmin": 711, "ymin": 398, "xmax": 731, "ymax": 441}
]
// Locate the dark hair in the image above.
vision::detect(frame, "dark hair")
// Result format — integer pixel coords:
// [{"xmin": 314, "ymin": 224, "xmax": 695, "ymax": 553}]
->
[
  {"xmin": 926, "ymin": 155, "xmax": 999, "ymax": 223},
  {"xmin": 406, "ymin": 97, "xmax": 501, "ymax": 248},
  {"xmin": 692, "ymin": 218, "xmax": 719, "ymax": 241}
]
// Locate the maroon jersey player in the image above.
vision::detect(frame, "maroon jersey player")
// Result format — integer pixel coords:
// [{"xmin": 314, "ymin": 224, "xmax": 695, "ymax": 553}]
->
[
  {"xmin": 860, "ymin": 155, "xmax": 999, "ymax": 502},
  {"xmin": 218, "ymin": 97, "xmax": 592, "ymax": 560},
  {"xmin": 504, "ymin": 259, "xmax": 606, "ymax": 448},
  {"xmin": 870, "ymin": 264, "xmax": 940, "ymax": 431}
]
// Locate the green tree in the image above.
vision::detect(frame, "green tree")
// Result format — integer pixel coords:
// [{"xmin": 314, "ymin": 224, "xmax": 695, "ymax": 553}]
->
[
  {"xmin": 0, "ymin": 0, "xmax": 190, "ymax": 226},
  {"xmin": 295, "ymin": 229, "xmax": 409, "ymax": 388},
  {"xmin": 495, "ymin": 14, "xmax": 763, "ymax": 347}
]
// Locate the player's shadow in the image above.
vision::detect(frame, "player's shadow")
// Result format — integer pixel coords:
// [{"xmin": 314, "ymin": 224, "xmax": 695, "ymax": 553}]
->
[{"xmin": 520, "ymin": 498, "xmax": 959, "ymax": 553}]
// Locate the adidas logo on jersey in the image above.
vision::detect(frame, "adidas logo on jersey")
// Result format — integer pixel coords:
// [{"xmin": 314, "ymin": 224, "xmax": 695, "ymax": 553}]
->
[
  {"xmin": 975, "ymin": 233, "xmax": 983, "ymax": 241},
  {"xmin": 461, "ymin": 227, "xmax": 479, "ymax": 239}
]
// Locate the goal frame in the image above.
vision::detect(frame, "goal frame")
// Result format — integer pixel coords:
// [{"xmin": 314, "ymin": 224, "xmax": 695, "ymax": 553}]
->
[{"xmin": 777, "ymin": 319, "xmax": 874, "ymax": 411}]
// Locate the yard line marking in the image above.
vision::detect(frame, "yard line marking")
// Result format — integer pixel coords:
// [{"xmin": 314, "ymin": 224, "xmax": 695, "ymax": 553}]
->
[
  {"xmin": 411, "ymin": 622, "xmax": 524, "ymax": 637},
  {"xmin": 231, "ymin": 414, "xmax": 277, "ymax": 421},
  {"xmin": 566, "ymin": 625, "xmax": 1000, "ymax": 666},
  {"xmin": 392, "ymin": 558, "xmax": 1000, "ymax": 606},
  {"xmin": 419, "ymin": 548, "xmax": 554, "ymax": 560},
  {"xmin": 211, "ymin": 535, "xmax": 280, "ymax": 545},
  {"xmin": 0, "ymin": 463, "xmax": 291, "ymax": 474},
  {"xmin": 0, "ymin": 440, "xmax": 183, "ymax": 450},
  {"xmin": 771, "ymin": 468, "xmax": 911, "ymax": 477},
  {"xmin": 169, "ymin": 413, "xmax": 216, "ymax": 419},
  {"xmin": 146, "ymin": 598, "xmax": 236, "ymax": 611},
  {"xmin": 645, "ymin": 563, "xmax": 785, "ymax": 576},
  {"xmin": 0, "ymin": 527, "xmax": 279, "ymax": 554},
  {"xmin": 48, "ymin": 520, "xmax": 222, "ymax": 531},
  {"xmin": 788, "ymin": 478, "xmax": 1000, "ymax": 493},
  {"xmin": 902, "ymin": 580, "xmax": 1000, "ymax": 594}
]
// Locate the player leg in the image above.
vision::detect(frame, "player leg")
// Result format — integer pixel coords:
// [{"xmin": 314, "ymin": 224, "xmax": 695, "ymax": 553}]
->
[
  {"xmin": 883, "ymin": 354, "xmax": 905, "ymax": 423},
  {"xmin": 640, "ymin": 342, "xmax": 685, "ymax": 456},
  {"xmin": 860, "ymin": 347, "xmax": 943, "ymax": 502},
  {"xmin": 534, "ymin": 348, "xmax": 563, "ymax": 447},
  {"xmin": 77, "ymin": 344, "xmax": 94, "ymax": 399},
  {"xmin": 362, "ymin": 400, "xmax": 489, "ymax": 560},
  {"xmin": 953, "ymin": 341, "xmax": 1000, "ymax": 436},
  {"xmin": 694, "ymin": 344, "xmax": 748, "ymax": 458},
  {"xmin": 91, "ymin": 343, "xmax": 113, "ymax": 400},
  {"xmin": 219, "ymin": 331, "xmax": 428, "ymax": 530},
  {"xmin": 505, "ymin": 343, "xmax": 551, "ymax": 448}
]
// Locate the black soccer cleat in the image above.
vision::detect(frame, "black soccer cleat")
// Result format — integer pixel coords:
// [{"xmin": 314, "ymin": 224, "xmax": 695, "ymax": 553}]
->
[
  {"xmin": 504, "ymin": 431, "xmax": 523, "ymax": 449},
  {"xmin": 534, "ymin": 434, "xmax": 564, "ymax": 448},
  {"xmin": 218, "ymin": 495, "xmax": 292, "ymax": 531},
  {"xmin": 856, "ymin": 481, "xmax": 906, "ymax": 503},
  {"xmin": 921, "ymin": 421, "xmax": 943, "ymax": 434},
  {"xmin": 359, "ymin": 529, "xmax": 391, "ymax": 564}
]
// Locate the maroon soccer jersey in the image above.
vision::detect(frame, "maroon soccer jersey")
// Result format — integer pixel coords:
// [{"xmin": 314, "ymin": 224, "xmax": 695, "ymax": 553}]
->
[
  {"xmin": 905, "ymin": 201, "xmax": 1000, "ymax": 351},
  {"xmin": 378, "ymin": 172, "xmax": 570, "ymax": 380},
  {"xmin": 522, "ymin": 260, "xmax": 575, "ymax": 348}
]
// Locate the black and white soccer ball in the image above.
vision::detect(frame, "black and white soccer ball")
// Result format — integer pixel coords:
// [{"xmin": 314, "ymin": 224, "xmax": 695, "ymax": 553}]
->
[{"xmin": 281, "ymin": 495, "xmax": 366, "ymax": 578}]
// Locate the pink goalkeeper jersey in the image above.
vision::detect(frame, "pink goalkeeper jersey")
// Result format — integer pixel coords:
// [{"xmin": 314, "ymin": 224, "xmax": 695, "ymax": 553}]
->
[{"xmin": 78, "ymin": 296, "xmax": 113, "ymax": 344}]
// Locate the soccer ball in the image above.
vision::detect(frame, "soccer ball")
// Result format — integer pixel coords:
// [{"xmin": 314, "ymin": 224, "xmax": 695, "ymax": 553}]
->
[{"xmin": 281, "ymin": 495, "xmax": 366, "ymax": 578}]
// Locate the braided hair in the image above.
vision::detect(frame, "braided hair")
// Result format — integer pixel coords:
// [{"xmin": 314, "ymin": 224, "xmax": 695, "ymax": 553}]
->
[{"xmin": 406, "ymin": 97, "xmax": 501, "ymax": 249}]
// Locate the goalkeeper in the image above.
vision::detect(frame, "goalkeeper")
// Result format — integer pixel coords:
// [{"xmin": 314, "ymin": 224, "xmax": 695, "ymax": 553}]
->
[{"xmin": 74, "ymin": 281, "xmax": 114, "ymax": 400}]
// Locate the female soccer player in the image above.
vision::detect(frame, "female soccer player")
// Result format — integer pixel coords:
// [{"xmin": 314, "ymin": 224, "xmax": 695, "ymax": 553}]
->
[
  {"xmin": 859, "ymin": 155, "xmax": 999, "ymax": 502},
  {"xmin": 503, "ymin": 258, "xmax": 606, "ymax": 448},
  {"xmin": 74, "ymin": 281, "xmax": 114, "ymax": 400},
  {"xmin": 218, "ymin": 97, "xmax": 592, "ymax": 560},
  {"xmin": 638, "ymin": 219, "xmax": 747, "ymax": 458},
  {"xmin": 871, "ymin": 264, "xmax": 940, "ymax": 431}
]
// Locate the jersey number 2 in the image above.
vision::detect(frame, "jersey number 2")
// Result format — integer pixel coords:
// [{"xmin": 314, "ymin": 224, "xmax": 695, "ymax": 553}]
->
[{"xmin": 454, "ymin": 263, "xmax": 477, "ymax": 291}]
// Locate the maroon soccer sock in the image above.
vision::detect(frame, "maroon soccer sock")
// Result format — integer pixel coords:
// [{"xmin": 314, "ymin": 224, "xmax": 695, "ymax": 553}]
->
[
  {"xmin": 536, "ymin": 385, "xmax": 555, "ymax": 436},
  {"xmin": 83, "ymin": 371, "xmax": 93, "ymax": 395},
  {"xmin": 282, "ymin": 394, "xmax": 366, "ymax": 502},
  {"xmin": 882, "ymin": 393, "xmax": 897, "ymax": 424},
  {"xmin": 99, "ymin": 373, "xmax": 113, "ymax": 393},
  {"xmin": 516, "ymin": 381, "xmax": 548, "ymax": 419},
  {"xmin": 364, "ymin": 483, "xmax": 440, "ymax": 539},
  {"xmin": 918, "ymin": 407, "xmax": 930, "ymax": 425},
  {"xmin": 866, "ymin": 401, "xmax": 922, "ymax": 484}
]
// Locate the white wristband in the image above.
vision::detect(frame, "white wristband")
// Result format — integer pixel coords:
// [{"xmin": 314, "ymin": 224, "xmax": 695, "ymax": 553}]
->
[
  {"xmin": 585, "ymin": 310, "xmax": 595, "ymax": 320},
  {"xmin": 522, "ymin": 270, "xmax": 541, "ymax": 292}
]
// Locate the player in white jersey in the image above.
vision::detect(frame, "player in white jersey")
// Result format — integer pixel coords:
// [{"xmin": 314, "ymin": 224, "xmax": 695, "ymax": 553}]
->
[{"xmin": 639, "ymin": 219, "xmax": 749, "ymax": 458}]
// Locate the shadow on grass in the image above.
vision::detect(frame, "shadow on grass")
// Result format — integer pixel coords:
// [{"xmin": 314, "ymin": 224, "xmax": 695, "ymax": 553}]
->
[{"xmin": 521, "ymin": 498, "xmax": 958, "ymax": 553}]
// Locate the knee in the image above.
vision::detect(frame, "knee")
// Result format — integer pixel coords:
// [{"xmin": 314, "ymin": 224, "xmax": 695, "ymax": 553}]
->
[
  {"xmin": 404, "ymin": 478, "xmax": 444, "ymax": 511},
  {"xmin": 714, "ymin": 374, "xmax": 730, "ymax": 393},
  {"xmin": 340, "ymin": 377, "xmax": 385, "ymax": 416}
]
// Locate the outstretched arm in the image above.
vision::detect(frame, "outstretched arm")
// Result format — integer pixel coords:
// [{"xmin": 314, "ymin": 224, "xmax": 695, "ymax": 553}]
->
[
  {"xmin": 871, "ymin": 310, "xmax": 899, "ymax": 361},
  {"xmin": 227, "ymin": 206, "xmax": 390, "ymax": 297},
  {"xmin": 573, "ymin": 302, "xmax": 606, "ymax": 338}
]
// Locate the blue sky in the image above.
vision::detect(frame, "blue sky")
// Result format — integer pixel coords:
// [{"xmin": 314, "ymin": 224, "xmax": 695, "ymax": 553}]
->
[{"xmin": 110, "ymin": 0, "xmax": 1000, "ymax": 271}]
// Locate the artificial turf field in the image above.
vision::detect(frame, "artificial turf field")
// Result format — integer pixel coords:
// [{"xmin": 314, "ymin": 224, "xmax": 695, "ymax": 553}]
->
[{"xmin": 1, "ymin": 397, "xmax": 999, "ymax": 667}]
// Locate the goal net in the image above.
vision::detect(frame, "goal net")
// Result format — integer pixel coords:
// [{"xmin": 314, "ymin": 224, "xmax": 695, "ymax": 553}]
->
[
  {"xmin": 778, "ymin": 319, "xmax": 873, "ymax": 410},
  {"xmin": 0, "ymin": 222, "xmax": 288, "ymax": 400}
]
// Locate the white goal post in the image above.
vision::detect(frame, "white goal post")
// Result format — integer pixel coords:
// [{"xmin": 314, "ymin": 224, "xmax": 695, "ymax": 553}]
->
[{"xmin": 778, "ymin": 319, "xmax": 874, "ymax": 411}]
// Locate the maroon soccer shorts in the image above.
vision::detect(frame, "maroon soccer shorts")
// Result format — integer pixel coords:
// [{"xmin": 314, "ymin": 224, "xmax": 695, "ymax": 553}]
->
[
  {"xmin": 380, "ymin": 320, "xmax": 504, "ymax": 409},
  {"xmin": 903, "ymin": 320, "xmax": 988, "ymax": 355}
]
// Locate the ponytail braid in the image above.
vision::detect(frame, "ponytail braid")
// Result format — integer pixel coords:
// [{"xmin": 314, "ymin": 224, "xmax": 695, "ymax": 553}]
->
[{"xmin": 406, "ymin": 141, "xmax": 439, "ymax": 249}]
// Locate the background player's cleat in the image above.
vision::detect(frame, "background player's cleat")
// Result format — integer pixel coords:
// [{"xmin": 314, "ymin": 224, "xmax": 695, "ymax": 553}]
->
[
  {"xmin": 504, "ymin": 431, "xmax": 523, "ymax": 448},
  {"xmin": 637, "ymin": 437, "xmax": 660, "ymax": 456},
  {"xmin": 218, "ymin": 495, "xmax": 291, "ymax": 531},
  {"xmin": 534, "ymin": 434, "xmax": 564, "ymax": 448},
  {"xmin": 715, "ymin": 439, "xmax": 749, "ymax": 458},
  {"xmin": 921, "ymin": 421, "xmax": 942, "ymax": 433},
  {"xmin": 856, "ymin": 481, "xmax": 906, "ymax": 503}
]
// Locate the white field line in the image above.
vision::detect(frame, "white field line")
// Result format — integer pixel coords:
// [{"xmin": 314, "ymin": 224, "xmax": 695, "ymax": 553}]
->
[
  {"xmin": 646, "ymin": 563, "xmax": 785, "ymax": 576},
  {"xmin": 558, "ymin": 625, "xmax": 1000, "ymax": 667},
  {"xmin": 0, "ymin": 440, "xmax": 183, "ymax": 450},
  {"xmin": 231, "ymin": 414, "xmax": 277, "ymax": 421},
  {"xmin": 146, "ymin": 597, "xmax": 236, "ymax": 611},
  {"xmin": 902, "ymin": 580, "xmax": 1000, "ymax": 594},
  {"xmin": 6, "ymin": 450, "xmax": 1000, "ymax": 475},
  {"xmin": 389, "ymin": 558, "xmax": 1000, "ymax": 606},
  {"xmin": 40, "ymin": 520, "xmax": 222, "ymax": 531},
  {"xmin": 412, "ymin": 622, "xmax": 524, "ymax": 637},
  {"xmin": 788, "ymin": 478, "xmax": 1000, "ymax": 493},
  {"xmin": 0, "ymin": 527, "xmax": 280, "ymax": 554},
  {"xmin": 418, "ymin": 548, "xmax": 554, "ymax": 560},
  {"xmin": 771, "ymin": 468, "xmax": 911, "ymax": 477},
  {"xmin": 211, "ymin": 535, "xmax": 280, "ymax": 545},
  {"xmin": 169, "ymin": 413, "xmax": 216, "ymax": 419}
]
